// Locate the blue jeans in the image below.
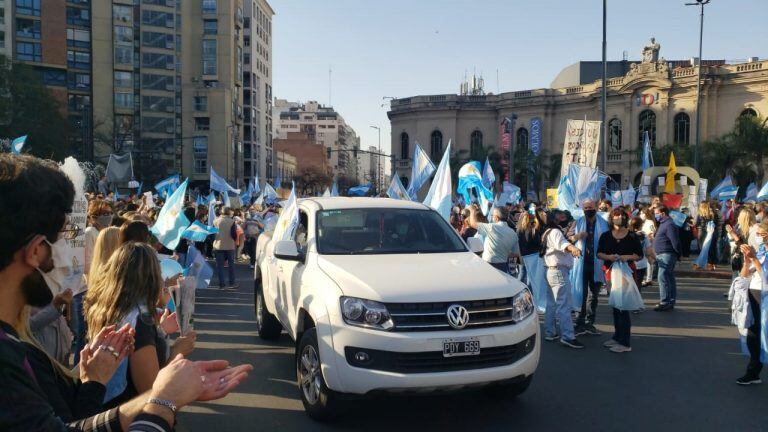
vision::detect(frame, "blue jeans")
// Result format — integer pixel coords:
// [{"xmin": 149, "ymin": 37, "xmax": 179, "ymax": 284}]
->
[
  {"xmin": 544, "ymin": 267, "xmax": 575, "ymax": 341},
  {"xmin": 656, "ymin": 253, "xmax": 678, "ymax": 305},
  {"xmin": 214, "ymin": 249, "xmax": 236, "ymax": 287},
  {"xmin": 71, "ymin": 292, "xmax": 87, "ymax": 364}
]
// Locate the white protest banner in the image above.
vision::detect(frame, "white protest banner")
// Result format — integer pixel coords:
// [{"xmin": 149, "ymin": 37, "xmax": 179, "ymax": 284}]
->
[
  {"xmin": 144, "ymin": 191, "xmax": 155, "ymax": 208},
  {"xmin": 679, "ymin": 175, "xmax": 688, "ymax": 186},
  {"xmin": 642, "ymin": 175, "xmax": 651, "ymax": 186},
  {"xmin": 640, "ymin": 186, "xmax": 650, "ymax": 196},
  {"xmin": 560, "ymin": 119, "xmax": 601, "ymax": 177},
  {"xmin": 658, "ymin": 177, "xmax": 665, "ymax": 187},
  {"xmin": 698, "ymin": 179, "xmax": 708, "ymax": 202},
  {"xmin": 57, "ymin": 157, "xmax": 87, "ymax": 295}
]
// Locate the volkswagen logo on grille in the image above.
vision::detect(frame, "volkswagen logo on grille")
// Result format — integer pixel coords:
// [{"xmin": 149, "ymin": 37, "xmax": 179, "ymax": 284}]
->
[{"xmin": 446, "ymin": 304, "xmax": 470, "ymax": 329}]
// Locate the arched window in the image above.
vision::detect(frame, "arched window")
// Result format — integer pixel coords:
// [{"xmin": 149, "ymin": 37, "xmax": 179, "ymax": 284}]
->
[
  {"xmin": 400, "ymin": 132, "xmax": 409, "ymax": 159},
  {"xmin": 516, "ymin": 127, "xmax": 529, "ymax": 150},
  {"xmin": 638, "ymin": 109, "xmax": 656, "ymax": 148},
  {"xmin": 673, "ymin": 112, "xmax": 690, "ymax": 144},
  {"xmin": 470, "ymin": 130, "xmax": 483, "ymax": 158},
  {"xmin": 608, "ymin": 118, "xmax": 622, "ymax": 151},
  {"xmin": 741, "ymin": 108, "xmax": 758, "ymax": 118},
  {"xmin": 430, "ymin": 130, "xmax": 443, "ymax": 160}
]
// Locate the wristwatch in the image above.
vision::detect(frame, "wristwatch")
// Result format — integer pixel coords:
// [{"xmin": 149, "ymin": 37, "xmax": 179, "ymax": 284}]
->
[{"xmin": 146, "ymin": 398, "xmax": 177, "ymax": 414}]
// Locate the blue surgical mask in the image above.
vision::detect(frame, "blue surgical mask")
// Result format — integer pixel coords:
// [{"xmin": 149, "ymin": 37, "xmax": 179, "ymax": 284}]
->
[{"xmin": 655, "ymin": 214, "xmax": 663, "ymax": 222}]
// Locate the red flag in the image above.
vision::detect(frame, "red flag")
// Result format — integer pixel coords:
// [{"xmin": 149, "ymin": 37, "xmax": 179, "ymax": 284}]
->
[{"xmin": 662, "ymin": 193, "xmax": 683, "ymax": 209}]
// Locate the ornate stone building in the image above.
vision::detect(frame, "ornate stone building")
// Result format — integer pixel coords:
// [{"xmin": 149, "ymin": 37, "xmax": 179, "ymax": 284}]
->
[{"xmin": 388, "ymin": 40, "xmax": 768, "ymax": 193}]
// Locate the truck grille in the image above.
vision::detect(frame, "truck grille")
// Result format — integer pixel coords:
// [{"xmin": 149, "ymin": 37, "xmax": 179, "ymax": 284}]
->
[
  {"xmin": 344, "ymin": 336, "xmax": 536, "ymax": 373},
  {"xmin": 385, "ymin": 297, "xmax": 516, "ymax": 332}
]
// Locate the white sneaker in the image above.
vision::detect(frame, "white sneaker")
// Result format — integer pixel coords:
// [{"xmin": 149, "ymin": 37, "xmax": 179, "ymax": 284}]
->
[
  {"xmin": 609, "ymin": 344, "xmax": 632, "ymax": 353},
  {"xmin": 603, "ymin": 339, "xmax": 619, "ymax": 348}
]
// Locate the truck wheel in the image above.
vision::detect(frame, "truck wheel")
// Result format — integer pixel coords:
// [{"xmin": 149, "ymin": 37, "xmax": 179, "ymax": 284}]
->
[
  {"xmin": 297, "ymin": 328, "xmax": 343, "ymax": 421},
  {"xmin": 484, "ymin": 375, "xmax": 533, "ymax": 399},
  {"xmin": 255, "ymin": 281, "xmax": 282, "ymax": 341}
]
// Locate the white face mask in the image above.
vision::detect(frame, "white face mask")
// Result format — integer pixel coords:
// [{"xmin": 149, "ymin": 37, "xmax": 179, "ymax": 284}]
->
[{"xmin": 43, "ymin": 238, "xmax": 84, "ymax": 292}]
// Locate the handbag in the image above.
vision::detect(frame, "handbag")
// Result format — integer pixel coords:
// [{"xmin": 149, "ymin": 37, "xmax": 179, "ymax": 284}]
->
[{"xmin": 608, "ymin": 262, "xmax": 644, "ymax": 311}]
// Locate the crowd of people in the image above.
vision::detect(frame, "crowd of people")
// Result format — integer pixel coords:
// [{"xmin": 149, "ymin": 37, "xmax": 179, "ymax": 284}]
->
[
  {"xmin": 0, "ymin": 154, "xmax": 254, "ymax": 431},
  {"xmin": 449, "ymin": 194, "xmax": 767, "ymax": 375}
]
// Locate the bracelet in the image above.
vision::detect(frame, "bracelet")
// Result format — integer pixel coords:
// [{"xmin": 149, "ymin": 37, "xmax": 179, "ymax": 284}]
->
[{"xmin": 146, "ymin": 398, "xmax": 177, "ymax": 414}]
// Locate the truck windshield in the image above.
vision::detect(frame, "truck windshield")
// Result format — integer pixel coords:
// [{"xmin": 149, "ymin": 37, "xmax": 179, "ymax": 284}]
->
[{"xmin": 316, "ymin": 208, "xmax": 467, "ymax": 255}]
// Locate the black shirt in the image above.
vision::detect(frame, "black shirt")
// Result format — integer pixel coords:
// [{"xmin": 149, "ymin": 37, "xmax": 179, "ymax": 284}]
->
[
  {"xmin": 517, "ymin": 226, "xmax": 543, "ymax": 256},
  {"xmin": 109, "ymin": 316, "xmax": 168, "ymax": 407},
  {"xmin": 597, "ymin": 230, "xmax": 644, "ymax": 259}
]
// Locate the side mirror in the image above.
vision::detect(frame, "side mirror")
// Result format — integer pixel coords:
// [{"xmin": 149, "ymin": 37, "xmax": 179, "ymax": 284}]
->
[
  {"xmin": 467, "ymin": 237, "xmax": 484, "ymax": 254},
  {"xmin": 274, "ymin": 240, "xmax": 304, "ymax": 262}
]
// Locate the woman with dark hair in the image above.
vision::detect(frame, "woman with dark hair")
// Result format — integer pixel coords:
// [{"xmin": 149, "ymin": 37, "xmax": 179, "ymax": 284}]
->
[
  {"xmin": 598, "ymin": 209, "xmax": 644, "ymax": 353},
  {"xmin": 118, "ymin": 220, "xmax": 151, "ymax": 245}
]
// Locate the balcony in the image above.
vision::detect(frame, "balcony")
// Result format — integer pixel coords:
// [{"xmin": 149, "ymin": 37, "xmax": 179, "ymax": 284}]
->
[{"xmin": 396, "ymin": 159, "xmax": 411, "ymax": 170}]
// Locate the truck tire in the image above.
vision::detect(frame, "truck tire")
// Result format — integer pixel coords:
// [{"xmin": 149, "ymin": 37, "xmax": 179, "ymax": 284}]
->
[
  {"xmin": 297, "ymin": 328, "xmax": 344, "ymax": 421},
  {"xmin": 254, "ymin": 280, "xmax": 282, "ymax": 341},
  {"xmin": 483, "ymin": 375, "xmax": 533, "ymax": 399}
]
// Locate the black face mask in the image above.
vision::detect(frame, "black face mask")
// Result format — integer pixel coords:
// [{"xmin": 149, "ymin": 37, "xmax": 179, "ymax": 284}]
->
[
  {"xmin": 20, "ymin": 268, "xmax": 54, "ymax": 307},
  {"xmin": 558, "ymin": 219, "xmax": 569, "ymax": 228},
  {"xmin": 584, "ymin": 209, "xmax": 597, "ymax": 218}
]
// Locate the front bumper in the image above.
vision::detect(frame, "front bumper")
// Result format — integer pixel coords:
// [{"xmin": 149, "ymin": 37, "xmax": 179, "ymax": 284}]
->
[{"xmin": 318, "ymin": 311, "xmax": 540, "ymax": 395}]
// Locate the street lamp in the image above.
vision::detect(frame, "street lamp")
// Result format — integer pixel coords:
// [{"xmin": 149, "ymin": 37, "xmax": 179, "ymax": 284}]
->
[
  {"xmin": 685, "ymin": 0, "xmax": 711, "ymax": 171},
  {"xmin": 370, "ymin": 125, "xmax": 381, "ymax": 193}
]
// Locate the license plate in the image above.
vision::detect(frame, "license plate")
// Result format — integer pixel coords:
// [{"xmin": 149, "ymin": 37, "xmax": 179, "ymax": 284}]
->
[{"xmin": 442, "ymin": 337, "xmax": 480, "ymax": 357}]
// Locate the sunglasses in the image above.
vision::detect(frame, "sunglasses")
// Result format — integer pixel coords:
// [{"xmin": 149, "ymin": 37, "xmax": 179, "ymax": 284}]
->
[{"xmin": 59, "ymin": 223, "xmax": 82, "ymax": 240}]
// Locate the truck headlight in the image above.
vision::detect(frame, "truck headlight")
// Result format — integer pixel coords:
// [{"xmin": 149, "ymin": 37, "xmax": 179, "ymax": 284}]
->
[
  {"xmin": 340, "ymin": 297, "xmax": 394, "ymax": 331},
  {"xmin": 511, "ymin": 289, "xmax": 534, "ymax": 322}
]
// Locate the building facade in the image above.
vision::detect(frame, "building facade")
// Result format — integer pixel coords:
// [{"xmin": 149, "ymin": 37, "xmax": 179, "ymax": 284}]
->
[
  {"xmin": 273, "ymin": 99, "xmax": 359, "ymax": 181},
  {"xmin": 275, "ymin": 149, "xmax": 295, "ymax": 180},
  {"xmin": 388, "ymin": 41, "xmax": 768, "ymax": 193},
  {"xmin": 242, "ymin": 0, "xmax": 273, "ymax": 185},
  {"xmin": 273, "ymin": 131, "xmax": 329, "ymax": 178}
]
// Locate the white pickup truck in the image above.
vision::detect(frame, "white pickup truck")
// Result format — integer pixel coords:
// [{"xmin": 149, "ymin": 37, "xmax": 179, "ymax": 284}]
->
[{"xmin": 253, "ymin": 197, "xmax": 539, "ymax": 419}]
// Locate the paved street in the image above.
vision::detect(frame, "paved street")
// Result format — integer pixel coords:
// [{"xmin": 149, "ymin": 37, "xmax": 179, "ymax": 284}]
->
[{"xmin": 178, "ymin": 262, "xmax": 768, "ymax": 432}]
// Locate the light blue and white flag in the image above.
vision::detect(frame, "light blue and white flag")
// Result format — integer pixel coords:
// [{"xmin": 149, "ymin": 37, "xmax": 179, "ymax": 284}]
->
[
  {"xmin": 669, "ymin": 210, "xmax": 687, "ymax": 228},
  {"xmin": 758, "ymin": 181, "xmax": 768, "ymax": 202},
  {"xmin": 221, "ymin": 191, "xmax": 231, "ymax": 207},
  {"xmin": 641, "ymin": 131, "xmax": 653, "ymax": 171},
  {"xmin": 387, "ymin": 175, "xmax": 409, "ymax": 200},
  {"xmin": 251, "ymin": 176, "xmax": 260, "ymax": 196},
  {"xmin": 150, "ymin": 178, "xmax": 190, "ymax": 249},
  {"xmin": 330, "ymin": 181, "xmax": 339, "ymax": 197},
  {"xmin": 274, "ymin": 174, "xmax": 282, "ymax": 190},
  {"xmin": 556, "ymin": 175, "xmax": 577, "ymax": 211},
  {"xmin": 423, "ymin": 141, "xmax": 452, "ymax": 221},
  {"xmin": 718, "ymin": 185, "xmax": 739, "ymax": 201},
  {"xmin": 745, "ymin": 182, "xmax": 758, "ymax": 202},
  {"xmin": 184, "ymin": 245, "xmax": 214, "ymax": 289},
  {"xmin": 406, "ymin": 142, "xmax": 436, "ymax": 200},
  {"xmin": 695, "ymin": 221, "xmax": 716, "ymax": 268},
  {"xmin": 207, "ymin": 197, "xmax": 216, "ymax": 227},
  {"xmin": 155, "ymin": 174, "xmax": 180, "ymax": 199},
  {"xmin": 196, "ymin": 194, "xmax": 207, "ymax": 207},
  {"xmin": 522, "ymin": 253, "xmax": 548, "ymax": 313},
  {"xmin": 457, "ymin": 160, "xmax": 494, "ymax": 215},
  {"xmin": 567, "ymin": 164, "xmax": 607, "ymax": 205},
  {"xmin": 569, "ymin": 213, "xmax": 608, "ymax": 311},
  {"xmin": 262, "ymin": 183, "xmax": 278, "ymax": 201},
  {"xmin": 274, "ymin": 182, "xmax": 299, "ymax": 241},
  {"xmin": 348, "ymin": 184, "xmax": 371, "ymax": 196},
  {"xmin": 182, "ymin": 220, "xmax": 219, "ymax": 242},
  {"xmin": 709, "ymin": 175, "xmax": 733, "ymax": 199},
  {"xmin": 322, "ymin": 187, "xmax": 331, "ymax": 198},
  {"xmin": 482, "ymin": 157, "xmax": 496, "ymax": 189},
  {"xmin": 10, "ymin": 135, "xmax": 27, "ymax": 154},
  {"xmin": 210, "ymin": 167, "xmax": 240, "ymax": 194}
]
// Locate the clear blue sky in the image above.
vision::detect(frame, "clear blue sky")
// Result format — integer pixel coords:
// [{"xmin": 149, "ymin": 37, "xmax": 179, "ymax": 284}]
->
[{"xmin": 271, "ymin": 0, "xmax": 768, "ymax": 155}]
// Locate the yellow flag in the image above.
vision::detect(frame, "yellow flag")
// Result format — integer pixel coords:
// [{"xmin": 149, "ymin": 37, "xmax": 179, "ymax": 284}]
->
[
  {"xmin": 664, "ymin": 152, "xmax": 677, "ymax": 194},
  {"xmin": 546, "ymin": 188, "xmax": 559, "ymax": 209}
]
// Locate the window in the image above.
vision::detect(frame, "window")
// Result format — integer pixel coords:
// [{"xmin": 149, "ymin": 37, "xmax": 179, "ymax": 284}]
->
[
  {"xmin": 16, "ymin": 41, "xmax": 41, "ymax": 62},
  {"xmin": 0, "ymin": 32, "xmax": 4, "ymax": 49},
  {"xmin": 638, "ymin": 109, "xmax": 657, "ymax": 148},
  {"xmin": 141, "ymin": 116, "xmax": 174, "ymax": 133},
  {"xmin": 113, "ymin": 5, "xmax": 132, "ymax": 24},
  {"xmin": 142, "ymin": 52, "xmax": 174, "ymax": 70},
  {"xmin": 114, "ymin": 26, "xmax": 133, "ymax": 46},
  {"xmin": 114, "ymin": 71, "xmax": 132, "ymax": 88},
  {"xmin": 430, "ymin": 130, "xmax": 443, "ymax": 160},
  {"xmin": 115, "ymin": 92, "xmax": 133, "ymax": 109},
  {"xmin": 400, "ymin": 132, "xmax": 409, "ymax": 158},
  {"xmin": 16, "ymin": 18, "xmax": 41, "ymax": 39},
  {"xmin": 66, "ymin": 28, "xmax": 90, "ymax": 48},
  {"xmin": 42, "ymin": 70, "xmax": 66, "ymax": 86},
  {"xmin": 142, "ymin": 95, "xmax": 174, "ymax": 113},
  {"xmin": 68, "ymin": 94, "xmax": 90, "ymax": 111},
  {"xmin": 142, "ymin": 32, "xmax": 174, "ymax": 49},
  {"xmin": 608, "ymin": 118, "xmax": 622, "ymax": 152},
  {"xmin": 470, "ymin": 130, "xmax": 483, "ymax": 158},
  {"xmin": 141, "ymin": 10, "xmax": 173, "ymax": 28},
  {"xmin": 68, "ymin": 72, "xmax": 90, "ymax": 90},
  {"xmin": 202, "ymin": 39, "xmax": 216, "ymax": 75},
  {"xmin": 143, "ymin": 0, "xmax": 172, "ymax": 5},
  {"xmin": 195, "ymin": 117, "xmax": 210, "ymax": 131},
  {"xmin": 66, "ymin": 7, "xmax": 90, "ymax": 26},
  {"xmin": 202, "ymin": 0, "xmax": 216, "ymax": 14},
  {"xmin": 236, "ymin": 46, "xmax": 242, "ymax": 77},
  {"xmin": 194, "ymin": 95, "xmax": 208, "ymax": 111},
  {"xmin": 203, "ymin": 19, "xmax": 217, "ymax": 35},
  {"xmin": 740, "ymin": 108, "xmax": 758, "ymax": 118},
  {"xmin": 115, "ymin": 115, "xmax": 133, "ymax": 135},
  {"xmin": 67, "ymin": 50, "xmax": 90, "ymax": 69},
  {"xmin": 114, "ymin": 46, "xmax": 132, "ymax": 65},
  {"xmin": 16, "ymin": 0, "xmax": 41, "ymax": 16},
  {"xmin": 516, "ymin": 127, "xmax": 529, "ymax": 150},
  {"xmin": 141, "ymin": 74, "xmax": 174, "ymax": 91},
  {"xmin": 193, "ymin": 136, "xmax": 208, "ymax": 174},
  {"xmin": 673, "ymin": 112, "xmax": 690, "ymax": 145}
]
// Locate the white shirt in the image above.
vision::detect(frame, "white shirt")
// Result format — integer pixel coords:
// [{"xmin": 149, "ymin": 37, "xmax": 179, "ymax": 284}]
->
[
  {"xmin": 476, "ymin": 222, "xmax": 520, "ymax": 264},
  {"xmin": 543, "ymin": 228, "xmax": 573, "ymax": 268}
]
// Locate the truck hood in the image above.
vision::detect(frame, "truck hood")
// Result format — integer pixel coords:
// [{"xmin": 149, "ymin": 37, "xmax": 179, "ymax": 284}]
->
[{"xmin": 316, "ymin": 252, "xmax": 525, "ymax": 303}]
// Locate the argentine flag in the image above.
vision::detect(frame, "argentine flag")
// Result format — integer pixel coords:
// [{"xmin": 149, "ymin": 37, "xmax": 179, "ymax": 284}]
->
[
  {"xmin": 150, "ymin": 178, "xmax": 190, "ymax": 249},
  {"xmin": 745, "ymin": 182, "xmax": 758, "ymax": 202},
  {"xmin": 423, "ymin": 141, "xmax": 452, "ymax": 221},
  {"xmin": 184, "ymin": 245, "xmax": 214, "ymax": 289},
  {"xmin": 709, "ymin": 176, "xmax": 733, "ymax": 199},
  {"xmin": 482, "ymin": 157, "xmax": 496, "ymax": 189},
  {"xmin": 11, "ymin": 135, "xmax": 27, "ymax": 154},
  {"xmin": 407, "ymin": 142, "xmax": 436, "ymax": 200},
  {"xmin": 331, "ymin": 181, "xmax": 339, "ymax": 197},
  {"xmin": 182, "ymin": 220, "xmax": 219, "ymax": 242},
  {"xmin": 207, "ymin": 196, "xmax": 216, "ymax": 227},
  {"xmin": 457, "ymin": 160, "xmax": 494, "ymax": 214},
  {"xmin": 210, "ymin": 167, "xmax": 240, "ymax": 194},
  {"xmin": 155, "ymin": 174, "xmax": 180, "ymax": 198},
  {"xmin": 641, "ymin": 131, "xmax": 653, "ymax": 171},
  {"xmin": 251, "ymin": 176, "xmax": 261, "ymax": 195},
  {"xmin": 221, "ymin": 191, "xmax": 231, "ymax": 207},
  {"xmin": 348, "ymin": 184, "xmax": 371, "ymax": 196},
  {"xmin": 274, "ymin": 182, "xmax": 299, "ymax": 241},
  {"xmin": 718, "ymin": 185, "xmax": 738, "ymax": 201},
  {"xmin": 387, "ymin": 175, "xmax": 409, "ymax": 200},
  {"xmin": 262, "ymin": 183, "xmax": 278, "ymax": 201},
  {"xmin": 322, "ymin": 187, "xmax": 331, "ymax": 198}
]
